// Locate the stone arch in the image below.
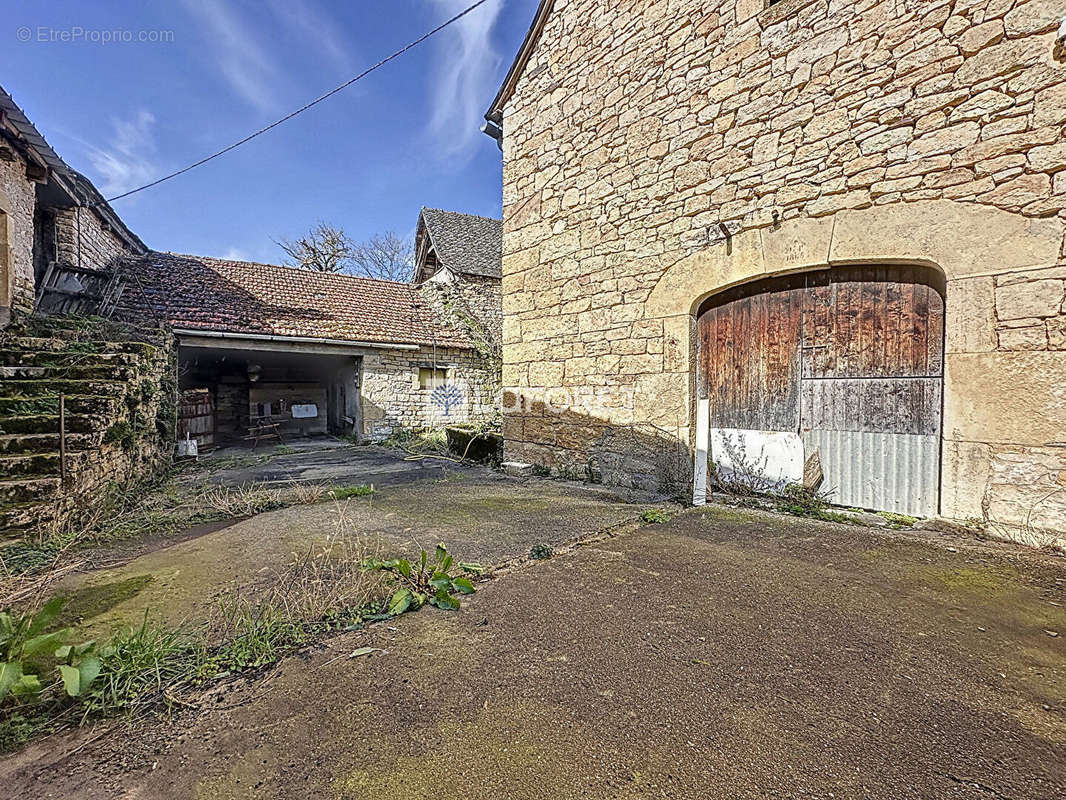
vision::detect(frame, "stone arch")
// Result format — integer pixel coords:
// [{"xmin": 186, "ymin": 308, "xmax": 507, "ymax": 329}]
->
[
  {"xmin": 647, "ymin": 200, "xmax": 1061, "ymax": 321},
  {"xmin": 645, "ymin": 199, "xmax": 1064, "ymax": 523}
]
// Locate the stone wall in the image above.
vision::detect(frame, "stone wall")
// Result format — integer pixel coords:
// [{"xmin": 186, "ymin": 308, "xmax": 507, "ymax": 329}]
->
[
  {"xmin": 499, "ymin": 0, "xmax": 1066, "ymax": 542},
  {"xmin": 54, "ymin": 205, "xmax": 132, "ymax": 275},
  {"xmin": 419, "ymin": 274, "xmax": 504, "ymax": 419},
  {"xmin": 0, "ymin": 317, "xmax": 177, "ymax": 539},
  {"xmin": 0, "ymin": 147, "xmax": 37, "ymax": 323},
  {"xmin": 361, "ymin": 345, "xmax": 500, "ymax": 439}
]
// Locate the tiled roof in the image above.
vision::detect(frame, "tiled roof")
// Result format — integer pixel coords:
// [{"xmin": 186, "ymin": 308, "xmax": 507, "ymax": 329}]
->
[
  {"xmin": 420, "ymin": 208, "xmax": 502, "ymax": 279},
  {"xmin": 119, "ymin": 252, "xmax": 472, "ymax": 349}
]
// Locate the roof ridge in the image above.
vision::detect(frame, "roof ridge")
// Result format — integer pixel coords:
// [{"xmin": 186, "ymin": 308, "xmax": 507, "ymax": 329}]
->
[
  {"xmin": 152, "ymin": 251, "xmax": 413, "ymax": 289},
  {"xmin": 421, "ymin": 208, "xmax": 502, "ymax": 223}
]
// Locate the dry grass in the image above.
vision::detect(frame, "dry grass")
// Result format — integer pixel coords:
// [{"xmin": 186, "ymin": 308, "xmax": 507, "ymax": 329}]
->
[
  {"xmin": 284, "ymin": 481, "xmax": 332, "ymax": 506},
  {"xmin": 203, "ymin": 501, "xmax": 389, "ymax": 645},
  {"xmin": 198, "ymin": 484, "xmax": 288, "ymax": 518}
]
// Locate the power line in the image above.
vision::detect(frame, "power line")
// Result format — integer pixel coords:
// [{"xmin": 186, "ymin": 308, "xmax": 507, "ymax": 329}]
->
[{"xmin": 102, "ymin": 0, "xmax": 492, "ymax": 205}]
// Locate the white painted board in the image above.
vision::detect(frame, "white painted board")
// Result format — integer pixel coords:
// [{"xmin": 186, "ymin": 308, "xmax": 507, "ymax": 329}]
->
[
  {"xmin": 291, "ymin": 404, "xmax": 319, "ymax": 419},
  {"xmin": 710, "ymin": 428, "xmax": 804, "ymax": 490}
]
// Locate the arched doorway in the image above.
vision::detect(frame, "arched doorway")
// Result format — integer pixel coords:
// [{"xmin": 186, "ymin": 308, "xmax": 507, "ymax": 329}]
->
[{"xmin": 696, "ymin": 265, "xmax": 945, "ymax": 517}]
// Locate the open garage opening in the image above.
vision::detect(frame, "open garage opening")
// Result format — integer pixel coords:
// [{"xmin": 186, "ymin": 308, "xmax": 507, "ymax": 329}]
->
[
  {"xmin": 178, "ymin": 345, "xmax": 362, "ymax": 449},
  {"xmin": 695, "ymin": 265, "xmax": 946, "ymax": 518}
]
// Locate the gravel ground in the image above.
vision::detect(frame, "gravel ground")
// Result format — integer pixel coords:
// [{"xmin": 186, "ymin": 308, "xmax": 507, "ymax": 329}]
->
[{"xmin": 4, "ymin": 504, "xmax": 1064, "ymax": 799}]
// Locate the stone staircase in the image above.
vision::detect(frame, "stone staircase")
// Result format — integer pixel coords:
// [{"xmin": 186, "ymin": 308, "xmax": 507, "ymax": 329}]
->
[{"xmin": 0, "ymin": 317, "xmax": 176, "ymax": 543}]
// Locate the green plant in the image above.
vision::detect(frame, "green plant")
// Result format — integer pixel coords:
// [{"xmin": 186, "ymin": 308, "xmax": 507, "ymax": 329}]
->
[
  {"xmin": 363, "ymin": 544, "xmax": 482, "ymax": 615},
  {"xmin": 775, "ymin": 484, "xmax": 828, "ymax": 517},
  {"xmin": 273, "ymin": 445, "xmax": 298, "ymax": 456},
  {"xmin": 0, "ymin": 710, "xmax": 50, "ymax": 752},
  {"xmin": 0, "ymin": 597, "xmax": 100, "ymax": 704},
  {"xmin": 81, "ymin": 613, "xmax": 191, "ymax": 715},
  {"xmin": 878, "ymin": 511, "xmax": 918, "ymax": 529},
  {"xmin": 196, "ymin": 604, "xmax": 307, "ymax": 681},
  {"xmin": 332, "ymin": 484, "xmax": 375, "ymax": 500},
  {"xmin": 532, "ymin": 464, "xmax": 552, "ymax": 478},
  {"xmin": 529, "ymin": 543, "xmax": 553, "ymax": 560},
  {"xmin": 640, "ymin": 508, "xmax": 672, "ymax": 524},
  {"xmin": 103, "ymin": 420, "xmax": 136, "ymax": 450}
]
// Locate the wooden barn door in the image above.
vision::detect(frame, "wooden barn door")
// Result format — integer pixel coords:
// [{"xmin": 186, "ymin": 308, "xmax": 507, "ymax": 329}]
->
[{"xmin": 697, "ymin": 267, "xmax": 945, "ymax": 517}]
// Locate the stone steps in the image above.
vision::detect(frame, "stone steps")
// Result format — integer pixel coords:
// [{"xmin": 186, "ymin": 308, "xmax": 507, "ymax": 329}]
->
[
  {"xmin": 0, "ymin": 451, "xmax": 90, "ymax": 479},
  {"xmin": 2, "ymin": 337, "xmax": 160, "ymax": 357},
  {"xmin": 0, "ymin": 502, "xmax": 40, "ymax": 535},
  {"xmin": 0, "ymin": 477, "xmax": 60, "ymax": 506},
  {"xmin": 0, "ymin": 413, "xmax": 107, "ymax": 435},
  {"xmin": 0, "ymin": 316, "xmax": 173, "ymax": 540},
  {"xmin": 0, "ymin": 432, "xmax": 99, "ymax": 455},
  {"xmin": 0, "ymin": 363, "xmax": 137, "ymax": 382},
  {"xmin": 0, "ymin": 394, "xmax": 117, "ymax": 417},
  {"xmin": 0, "ymin": 379, "xmax": 126, "ymax": 399},
  {"xmin": 0, "ymin": 348, "xmax": 139, "ymax": 367}
]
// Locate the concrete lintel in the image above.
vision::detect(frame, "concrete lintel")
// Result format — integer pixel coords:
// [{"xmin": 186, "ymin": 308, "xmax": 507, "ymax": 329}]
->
[{"xmin": 175, "ymin": 330, "xmax": 421, "ymax": 357}]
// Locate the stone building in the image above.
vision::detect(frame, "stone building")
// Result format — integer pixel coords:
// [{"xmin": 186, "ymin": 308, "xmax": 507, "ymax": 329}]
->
[
  {"xmin": 119, "ymin": 250, "xmax": 500, "ymax": 445},
  {"xmin": 414, "ymin": 207, "xmax": 504, "ymax": 415},
  {"xmin": 0, "ymin": 86, "xmax": 168, "ymax": 538},
  {"xmin": 0, "ymin": 79, "xmax": 502, "ymax": 537},
  {"xmin": 487, "ymin": 0, "xmax": 1066, "ymax": 543},
  {"xmin": 0, "ymin": 85, "xmax": 146, "ymax": 325}
]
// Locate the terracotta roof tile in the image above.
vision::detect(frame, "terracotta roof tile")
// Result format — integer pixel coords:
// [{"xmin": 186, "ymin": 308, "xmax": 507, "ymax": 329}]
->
[{"xmin": 119, "ymin": 252, "xmax": 472, "ymax": 349}]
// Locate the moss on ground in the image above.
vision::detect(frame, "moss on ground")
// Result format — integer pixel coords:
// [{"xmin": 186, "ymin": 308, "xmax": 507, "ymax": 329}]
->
[
  {"xmin": 919, "ymin": 564, "xmax": 1022, "ymax": 595},
  {"xmin": 53, "ymin": 574, "xmax": 155, "ymax": 628},
  {"xmin": 329, "ymin": 703, "xmax": 577, "ymax": 800}
]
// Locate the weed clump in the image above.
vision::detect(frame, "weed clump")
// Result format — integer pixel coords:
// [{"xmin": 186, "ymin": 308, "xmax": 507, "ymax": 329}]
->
[
  {"xmin": 332, "ymin": 484, "xmax": 375, "ymax": 500},
  {"xmin": 529, "ymin": 543, "xmax": 553, "ymax": 560},
  {"xmin": 641, "ymin": 508, "xmax": 672, "ymax": 525}
]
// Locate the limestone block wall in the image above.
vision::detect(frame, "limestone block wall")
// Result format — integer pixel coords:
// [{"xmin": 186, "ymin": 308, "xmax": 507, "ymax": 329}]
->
[
  {"xmin": 360, "ymin": 345, "xmax": 499, "ymax": 439},
  {"xmin": 54, "ymin": 205, "xmax": 132, "ymax": 274},
  {"xmin": 420, "ymin": 275, "xmax": 504, "ymax": 416},
  {"xmin": 0, "ymin": 149, "xmax": 37, "ymax": 323},
  {"xmin": 499, "ymin": 0, "xmax": 1066, "ymax": 541}
]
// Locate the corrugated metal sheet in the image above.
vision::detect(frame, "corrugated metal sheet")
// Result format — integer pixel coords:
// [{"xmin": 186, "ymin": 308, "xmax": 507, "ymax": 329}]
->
[{"xmin": 801, "ymin": 429, "xmax": 940, "ymax": 517}]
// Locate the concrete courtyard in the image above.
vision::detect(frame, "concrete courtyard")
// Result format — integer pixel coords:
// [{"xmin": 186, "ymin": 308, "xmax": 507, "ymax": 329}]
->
[{"xmin": 2, "ymin": 446, "xmax": 1064, "ymax": 799}]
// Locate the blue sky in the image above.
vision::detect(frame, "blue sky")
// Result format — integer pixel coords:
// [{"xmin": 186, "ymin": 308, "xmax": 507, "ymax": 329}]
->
[{"xmin": 1, "ymin": 0, "xmax": 538, "ymax": 262}]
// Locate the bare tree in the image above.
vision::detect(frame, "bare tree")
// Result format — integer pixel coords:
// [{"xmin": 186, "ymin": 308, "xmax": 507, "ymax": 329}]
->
[
  {"xmin": 349, "ymin": 232, "xmax": 414, "ymax": 283},
  {"xmin": 275, "ymin": 224, "xmax": 414, "ymax": 282},
  {"xmin": 274, "ymin": 222, "xmax": 354, "ymax": 273}
]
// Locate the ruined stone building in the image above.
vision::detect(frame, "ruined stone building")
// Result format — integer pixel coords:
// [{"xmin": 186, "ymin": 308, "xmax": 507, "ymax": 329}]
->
[{"xmin": 487, "ymin": 0, "xmax": 1066, "ymax": 544}]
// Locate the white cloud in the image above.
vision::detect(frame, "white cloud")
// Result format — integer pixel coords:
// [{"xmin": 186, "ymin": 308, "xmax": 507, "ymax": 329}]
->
[
  {"xmin": 427, "ymin": 0, "xmax": 504, "ymax": 161},
  {"xmin": 86, "ymin": 111, "xmax": 161, "ymax": 198},
  {"xmin": 221, "ymin": 246, "xmax": 250, "ymax": 262},
  {"xmin": 264, "ymin": 0, "xmax": 355, "ymax": 77},
  {"xmin": 182, "ymin": 0, "xmax": 281, "ymax": 113}
]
